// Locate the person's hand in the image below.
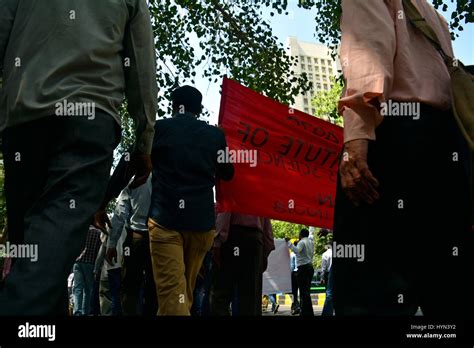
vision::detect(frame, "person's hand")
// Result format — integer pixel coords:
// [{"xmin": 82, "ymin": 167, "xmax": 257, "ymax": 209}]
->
[
  {"xmin": 129, "ymin": 153, "xmax": 152, "ymax": 189},
  {"xmin": 212, "ymin": 246, "xmax": 221, "ymax": 268},
  {"xmin": 340, "ymin": 139, "xmax": 379, "ymax": 206},
  {"xmin": 92, "ymin": 209, "xmax": 111, "ymax": 233},
  {"xmin": 105, "ymin": 247, "xmax": 118, "ymax": 266}
]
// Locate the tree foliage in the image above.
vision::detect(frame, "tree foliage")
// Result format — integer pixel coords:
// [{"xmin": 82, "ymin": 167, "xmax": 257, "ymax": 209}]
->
[
  {"xmin": 271, "ymin": 220, "xmax": 306, "ymax": 239},
  {"xmin": 148, "ymin": 0, "xmax": 473, "ymax": 101},
  {"xmin": 432, "ymin": 0, "xmax": 474, "ymax": 33},
  {"xmin": 116, "ymin": 103, "xmax": 136, "ymax": 161},
  {"xmin": 117, "ymin": 0, "xmax": 472, "ymax": 155},
  {"xmin": 148, "ymin": 0, "xmax": 312, "ymax": 115},
  {"xmin": 295, "ymin": 0, "xmax": 472, "ymax": 57},
  {"xmin": 311, "ymin": 76, "xmax": 344, "ymax": 126}
]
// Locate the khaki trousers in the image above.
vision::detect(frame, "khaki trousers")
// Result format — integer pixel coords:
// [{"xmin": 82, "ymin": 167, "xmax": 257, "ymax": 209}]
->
[{"xmin": 148, "ymin": 218, "xmax": 214, "ymax": 316}]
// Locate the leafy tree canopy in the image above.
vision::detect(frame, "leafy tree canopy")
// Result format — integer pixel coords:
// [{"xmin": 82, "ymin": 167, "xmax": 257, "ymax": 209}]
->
[
  {"xmin": 120, "ymin": 0, "xmax": 472, "ymax": 152},
  {"xmin": 148, "ymin": 0, "xmax": 472, "ymax": 111}
]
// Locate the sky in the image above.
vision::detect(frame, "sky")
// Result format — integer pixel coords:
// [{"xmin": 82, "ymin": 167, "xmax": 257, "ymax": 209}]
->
[{"xmin": 192, "ymin": 1, "xmax": 474, "ymax": 126}]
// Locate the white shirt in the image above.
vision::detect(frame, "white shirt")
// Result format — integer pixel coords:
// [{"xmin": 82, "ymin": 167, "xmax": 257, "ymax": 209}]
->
[
  {"xmin": 107, "ymin": 176, "xmax": 152, "ymax": 249},
  {"xmin": 94, "ymin": 227, "xmax": 126, "ymax": 281},
  {"xmin": 290, "ymin": 252, "xmax": 298, "ymax": 272},
  {"xmin": 288, "ymin": 237, "xmax": 314, "ymax": 267},
  {"xmin": 321, "ymin": 248, "xmax": 333, "ymax": 273}
]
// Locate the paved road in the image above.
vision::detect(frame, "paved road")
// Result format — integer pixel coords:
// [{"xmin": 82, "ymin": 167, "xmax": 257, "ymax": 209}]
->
[
  {"xmin": 262, "ymin": 304, "xmax": 324, "ymax": 316},
  {"xmin": 262, "ymin": 305, "xmax": 424, "ymax": 316}
]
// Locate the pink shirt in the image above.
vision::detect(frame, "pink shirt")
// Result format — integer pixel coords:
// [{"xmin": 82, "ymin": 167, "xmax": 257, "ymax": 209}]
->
[{"xmin": 338, "ymin": 0, "xmax": 454, "ymax": 143}]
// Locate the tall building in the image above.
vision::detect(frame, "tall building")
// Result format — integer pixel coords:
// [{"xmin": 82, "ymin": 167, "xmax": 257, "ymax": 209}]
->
[{"xmin": 286, "ymin": 36, "xmax": 340, "ymax": 115}]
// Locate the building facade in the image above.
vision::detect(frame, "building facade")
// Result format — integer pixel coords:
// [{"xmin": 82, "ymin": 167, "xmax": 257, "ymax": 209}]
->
[{"xmin": 286, "ymin": 36, "xmax": 340, "ymax": 115}]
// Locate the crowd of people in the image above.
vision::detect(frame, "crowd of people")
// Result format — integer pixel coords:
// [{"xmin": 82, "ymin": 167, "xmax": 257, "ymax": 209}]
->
[
  {"xmin": 69, "ymin": 170, "xmax": 335, "ymax": 316},
  {"xmin": 66, "ymin": 87, "xmax": 262, "ymax": 316},
  {"xmin": 0, "ymin": 0, "xmax": 472, "ymax": 317}
]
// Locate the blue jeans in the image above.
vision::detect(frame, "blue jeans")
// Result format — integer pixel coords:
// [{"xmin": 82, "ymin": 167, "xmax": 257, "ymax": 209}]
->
[
  {"xmin": 322, "ymin": 268, "xmax": 334, "ymax": 316},
  {"xmin": 90, "ymin": 277, "xmax": 101, "ymax": 316},
  {"xmin": 268, "ymin": 294, "xmax": 277, "ymax": 311},
  {"xmin": 73, "ymin": 262, "xmax": 95, "ymax": 315}
]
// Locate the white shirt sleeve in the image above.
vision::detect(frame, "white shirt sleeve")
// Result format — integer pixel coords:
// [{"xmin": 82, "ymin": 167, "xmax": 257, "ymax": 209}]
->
[
  {"xmin": 288, "ymin": 240, "xmax": 304, "ymax": 254},
  {"xmin": 321, "ymin": 253, "xmax": 328, "ymax": 273},
  {"xmin": 107, "ymin": 189, "xmax": 131, "ymax": 249}
]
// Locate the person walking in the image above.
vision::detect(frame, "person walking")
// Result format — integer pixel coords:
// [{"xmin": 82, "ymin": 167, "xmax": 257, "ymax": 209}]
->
[
  {"xmin": 335, "ymin": 0, "xmax": 473, "ymax": 316},
  {"xmin": 321, "ymin": 243, "xmax": 333, "ymax": 316},
  {"xmin": 287, "ymin": 229, "xmax": 314, "ymax": 316},
  {"xmin": 148, "ymin": 86, "xmax": 234, "ymax": 315},
  {"xmin": 290, "ymin": 248, "xmax": 300, "ymax": 315},
  {"xmin": 210, "ymin": 213, "xmax": 275, "ymax": 316},
  {"xmin": 72, "ymin": 226, "xmax": 102, "ymax": 316},
  {"xmin": 0, "ymin": 0, "xmax": 157, "ymax": 315},
  {"xmin": 105, "ymin": 175, "xmax": 157, "ymax": 316},
  {"xmin": 94, "ymin": 227, "xmax": 126, "ymax": 316}
]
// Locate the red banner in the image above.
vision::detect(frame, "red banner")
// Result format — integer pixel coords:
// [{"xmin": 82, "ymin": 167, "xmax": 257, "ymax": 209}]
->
[{"xmin": 216, "ymin": 77, "xmax": 344, "ymax": 229}]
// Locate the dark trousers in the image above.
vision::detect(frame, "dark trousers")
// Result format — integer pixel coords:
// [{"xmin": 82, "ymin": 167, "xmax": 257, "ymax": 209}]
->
[
  {"xmin": 333, "ymin": 105, "xmax": 473, "ymax": 316},
  {"xmin": 121, "ymin": 230, "xmax": 157, "ymax": 316},
  {"xmin": 107, "ymin": 268, "xmax": 123, "ymax": 316},
  {"xmin": 297, "ymin": 263, "xmax": 314, "ymax": 316},
  {"xmin": 291, "ymin": 271, "xmax": 299, "ymax": 308},
  {"xmin": 0, "ymin": 113, "xmax": 118, "ymax": 315},
  {"xmin": 210, "ymin": 225, "xmax": 263, "ymax": 316},
  {"xmin": 322, "ymin": 268, "xmax": 334, "ymax": 316},
  {"xmin": 90, "ymin": 275, "xmax": 101, "ymax": 316}
]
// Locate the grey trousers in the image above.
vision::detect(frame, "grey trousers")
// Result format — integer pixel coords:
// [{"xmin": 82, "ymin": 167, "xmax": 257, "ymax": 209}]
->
[{"xmin": 0, "ymin": 112, "xmax": 118, "ymax": 315}]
